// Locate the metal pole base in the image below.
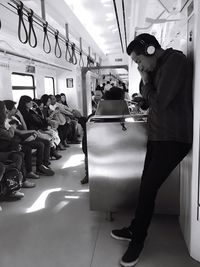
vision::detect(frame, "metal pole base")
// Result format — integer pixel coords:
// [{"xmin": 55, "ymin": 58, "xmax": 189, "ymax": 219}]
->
[{"xmin": 105, "ymin": 211, "xmax": 114, "ymax": 222}]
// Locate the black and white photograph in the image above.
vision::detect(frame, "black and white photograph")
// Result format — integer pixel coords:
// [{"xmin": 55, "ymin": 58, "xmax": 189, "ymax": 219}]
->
[{"xmin": 0, "ymin": 0, "xmax": 200, "ymax": 267}]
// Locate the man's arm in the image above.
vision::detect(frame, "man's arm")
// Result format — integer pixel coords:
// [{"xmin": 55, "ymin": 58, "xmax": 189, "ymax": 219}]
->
[{"xmin": 140, "ymin": 53, "xmax": 188, "ymax": 111}]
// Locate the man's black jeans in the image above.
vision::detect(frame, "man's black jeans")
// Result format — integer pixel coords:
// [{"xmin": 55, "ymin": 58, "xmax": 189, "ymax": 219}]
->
[{"xmin": 129, "ymin": 140, "xmax": 192, "ymax": 243}]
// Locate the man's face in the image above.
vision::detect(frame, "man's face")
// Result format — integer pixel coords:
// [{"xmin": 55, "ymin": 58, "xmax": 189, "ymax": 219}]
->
[
  {"xmin": 94, "ymin": 91, "xmax": 102, "ymax": 102},
  {"xmin": 130, "ymin": 51, "xmax": 157, "ymax": 72},
  {"xmin": 51, "ymin": 96, "xmax": 56, "ymax": 105}
]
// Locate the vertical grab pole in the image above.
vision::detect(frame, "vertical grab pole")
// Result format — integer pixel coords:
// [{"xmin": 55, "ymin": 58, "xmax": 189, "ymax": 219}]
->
[
  {"xmin": 65, "ymin": 23, "xmax": 69, "ymax": 40},
  {"xmin": 40, "ymin": 0, "xmax": 46, "ymax": 21},
  {"xmin": 79, "ymin": 37, "xmax": 82, "ymax": 51}
]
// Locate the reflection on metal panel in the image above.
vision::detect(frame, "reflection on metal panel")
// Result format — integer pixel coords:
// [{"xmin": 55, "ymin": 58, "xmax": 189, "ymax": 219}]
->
[
  {"xmin": 87, "ymin": 121, "xmax": 180, "ymax": 214},
  {"xmin": 95, "ymin": 100, "xmax": 130, "ymax": 116}
]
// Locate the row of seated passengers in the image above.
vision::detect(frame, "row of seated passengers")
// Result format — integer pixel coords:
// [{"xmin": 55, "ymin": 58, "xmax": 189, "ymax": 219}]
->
[{"xmin": 0, "ymin": 93, "xmax": 87, "ymax": 201}]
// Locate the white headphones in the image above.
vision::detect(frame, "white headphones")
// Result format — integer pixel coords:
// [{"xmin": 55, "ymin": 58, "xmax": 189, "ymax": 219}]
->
[{"xmin": 138, "ymin": 39, "xmax": 156, "ymax": 56}]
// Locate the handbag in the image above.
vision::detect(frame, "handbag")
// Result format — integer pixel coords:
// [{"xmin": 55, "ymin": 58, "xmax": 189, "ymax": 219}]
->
[{"xmin": 0, "ymin": 168, "xmax": 21, "ymax": 196}]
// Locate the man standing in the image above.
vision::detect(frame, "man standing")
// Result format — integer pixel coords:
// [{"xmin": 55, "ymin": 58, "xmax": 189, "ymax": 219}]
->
[{"xmin": 111, "ymin": 33, "xmax": 193, "ymax": 266}]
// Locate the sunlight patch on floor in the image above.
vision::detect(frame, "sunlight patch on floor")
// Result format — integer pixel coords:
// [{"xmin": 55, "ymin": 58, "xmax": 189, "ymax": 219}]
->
[
  {"xmin": 64, "ymin": 195, "xmax": 80, "ymax": 199},
  {"xmin": 26, "ymin": 188, "xmax": 62, "ymax": 213},
  {"xmin": 61, "ymin": 154, "xmax": 84, "ymax": 168},
  {"xmin": 77, "ymin": 189, "xmax": 90, "ymax": 192},
  {"xmin": 53, "ymin": 201, "xmax": 69, "ymax": 213}
]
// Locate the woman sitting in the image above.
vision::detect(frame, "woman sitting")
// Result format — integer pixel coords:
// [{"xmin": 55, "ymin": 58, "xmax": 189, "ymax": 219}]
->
[{"xmin": 16, "ymin": 96, "xmax": 55, "ymax": 176}]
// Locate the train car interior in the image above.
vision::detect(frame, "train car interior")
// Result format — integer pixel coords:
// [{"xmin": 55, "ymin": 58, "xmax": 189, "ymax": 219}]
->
[{"xmin": 0, "ymin": 0, "xmax": 200, "ymax": 266}]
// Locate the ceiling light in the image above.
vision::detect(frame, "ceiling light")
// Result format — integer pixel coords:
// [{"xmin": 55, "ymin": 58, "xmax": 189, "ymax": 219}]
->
[{"xmin": 112, "ymin": 28, "xmax": 118, "ymax": 32}]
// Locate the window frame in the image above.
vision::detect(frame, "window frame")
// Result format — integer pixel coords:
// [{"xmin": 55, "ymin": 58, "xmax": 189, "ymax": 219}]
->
[
  {"xmin": 44, "ymin": 76, "xmax": 56, "ymax": 95},
  {"xmin": 11, "ymin": 72, "xmax": 36, "ymax": 98}
]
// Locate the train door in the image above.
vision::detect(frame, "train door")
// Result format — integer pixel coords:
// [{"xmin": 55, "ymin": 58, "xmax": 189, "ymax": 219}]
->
[
  {"xmin": 81, "ymin": 69, "xmax": 98, "ymax": 116},
  {"xmin": 180, "ymin": 0, "xmax": 200, "ymax": 262}
]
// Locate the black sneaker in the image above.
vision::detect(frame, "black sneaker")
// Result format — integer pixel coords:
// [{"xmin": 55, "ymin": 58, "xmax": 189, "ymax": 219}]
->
[
  {"xmin": 80, "ymin": 176, "xmax": 89, "ymax": 184},
  {"xmin": 111, "ymin": 227, "xmax": 133, "ymax": 241},
  {"xmin": 36, "ymin": 164, "xmax": 55, "ymax": 176},
  {"xmin": 120, "ymin": 241, "xmax": 143, "ymax": 267}
]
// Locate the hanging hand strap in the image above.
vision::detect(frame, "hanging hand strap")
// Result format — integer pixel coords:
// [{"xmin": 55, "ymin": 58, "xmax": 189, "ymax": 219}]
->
[
  {"xmin": 79, "ymin": 51, "xmax": 84, "ymax": 67},
  {"xmin": 43, "ymin": 22, "xmax": 51, "ymax": 54},
  {"xmin": 27, "ymin": 9, "xmax": 37, "ymax": 48},
  {"xmin": 87, "ymin": 56, "xmax": 94, "ymax": 68},
  {"xmin": 65, "ymin": 41, "xmax": 72, "ymax": 62},
  {"xmin": 54, "ymin": 30, "xmax": 62, "ymax": 58},
  {"xmin": 17, "ymin": 1, "xmax": 28, "ymax": 44},
  {"xmin": 70, "ymin": 43, "xmax": 77, "ymax": 65}
]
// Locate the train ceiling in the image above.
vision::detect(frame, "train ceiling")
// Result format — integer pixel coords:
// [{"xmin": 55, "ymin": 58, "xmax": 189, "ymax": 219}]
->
[
  {"xmin": 9, "ymin": 0, "xmax": 187, "ymax": 56},
  {"xmin": 0, "ymin": 0, "xmax": 188, "ymax": 82}
]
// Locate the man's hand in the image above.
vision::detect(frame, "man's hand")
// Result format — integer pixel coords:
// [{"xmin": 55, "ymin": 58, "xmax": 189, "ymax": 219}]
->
[{"xmin": 138, "ymin": 67, "xmax": 150, "ymax": 85}]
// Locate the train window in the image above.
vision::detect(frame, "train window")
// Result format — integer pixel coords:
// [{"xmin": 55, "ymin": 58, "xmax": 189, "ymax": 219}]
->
[
  {"xmin": 44, "ymin": 77, "xmax": 55, "ymax": 95},
  {"xmin": 11, "ymin": 73, "xmax": 35, "ymax": 103}
]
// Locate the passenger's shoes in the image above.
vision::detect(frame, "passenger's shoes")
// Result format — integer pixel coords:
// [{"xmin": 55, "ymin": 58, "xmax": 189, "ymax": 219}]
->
[
  {"xmin": 26, "ymin": 171, "xmax": 40, "ymax": 179},
  {"xmin": 6, "ymin": 191, "xmax": 24, "ymax": 200},
  {"xmin": 57, "ymin": 143, "xmax": 66, "ymax": 150},
  {"xmin": 36, "ymin": 164, "xmax": 55, "ymax": 176},
  {"xmin": 111, "ymin": 227, "xmax": 133, "ymax": 241},
  {"xmin": 22, "ymin": 180, "xmax": 36, "ymax": 188},
  {"xmin": 68, "ymin": 139, "xmax": 81, "ymax": 144},
  {"xmin": 63, "ymin": 140, "xmax": 70, "ymax": 148},
  {"xmin": 50, "ymin": 150, "xmax": 62, "ymax": 160},
  {"xmin": 80, "ymin": 176, "xmax": 89, "ymax": 184},
  {"xmin": 120, "ymin": 241, "xmax": 143, "ymax": 267}
]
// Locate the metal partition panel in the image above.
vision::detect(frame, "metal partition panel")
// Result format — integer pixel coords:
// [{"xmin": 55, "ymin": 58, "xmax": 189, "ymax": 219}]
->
[{"xmin": 87, "ymin": 121, "xmax": 180, "ymax": 214}]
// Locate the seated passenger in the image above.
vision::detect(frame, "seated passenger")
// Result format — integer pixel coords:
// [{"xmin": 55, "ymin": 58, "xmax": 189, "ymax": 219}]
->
[
  {"xmin": 42, "ymin": 94, "xmax": 70, "ymax": 149},
  {"xmin": 92, "ymin": 90, "xmax": 103, "ymax": 113},
  {"xmin": 0, "ymin": 101, "xmax": 35, "ymax": 189},
  {"xmin": 31, "ymin": 100, "xmax": 62, "ymax": 160},
  {"xmin": 60, "ymin": 92, "xmax": 87, "ymax": 137},
  {"xmin": 16, "ymin": 96, "xmax": 55, "ymax": 176},
  {"xmin": 50, "ymin": 94, "xmax": 80, "ymax": 144}
]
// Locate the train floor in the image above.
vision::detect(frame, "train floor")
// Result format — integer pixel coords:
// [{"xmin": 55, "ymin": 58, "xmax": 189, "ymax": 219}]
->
[{"xmin": 0, "ymin": 144, "xmax": 200, "ymax": 267}]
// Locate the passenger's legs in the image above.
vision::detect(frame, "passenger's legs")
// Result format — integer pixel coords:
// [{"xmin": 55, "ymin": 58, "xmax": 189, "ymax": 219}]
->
[
  {"xmin": 129, "ymin": 141, "xmax": 191, "ymax": 243},
  {"xmin": 36, "ymin": 137, "xmax": 51, "ymax": 166},
  {"xmin": 80, "ymin": 127, "xmax": 88, "ymax": 184},
  {"xmin": 111, "ymin": 141, "xmax": 191, "ymax": 266}
]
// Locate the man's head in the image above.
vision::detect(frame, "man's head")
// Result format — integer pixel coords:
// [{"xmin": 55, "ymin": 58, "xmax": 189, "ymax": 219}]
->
[
  {"xmin": 94, "ymin": 90, "xmax": 103, "ymax": 102},
  {"xmin": 127, "ymin": 33, "xmax": 161, "ymax": 72},
  {"xmin": 50, "ymin": 95, "xmax": 57, "ymax": 105},
  {"xmin": 105, "ymin": 86, "xmax": 125, "ymax": 100}
]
